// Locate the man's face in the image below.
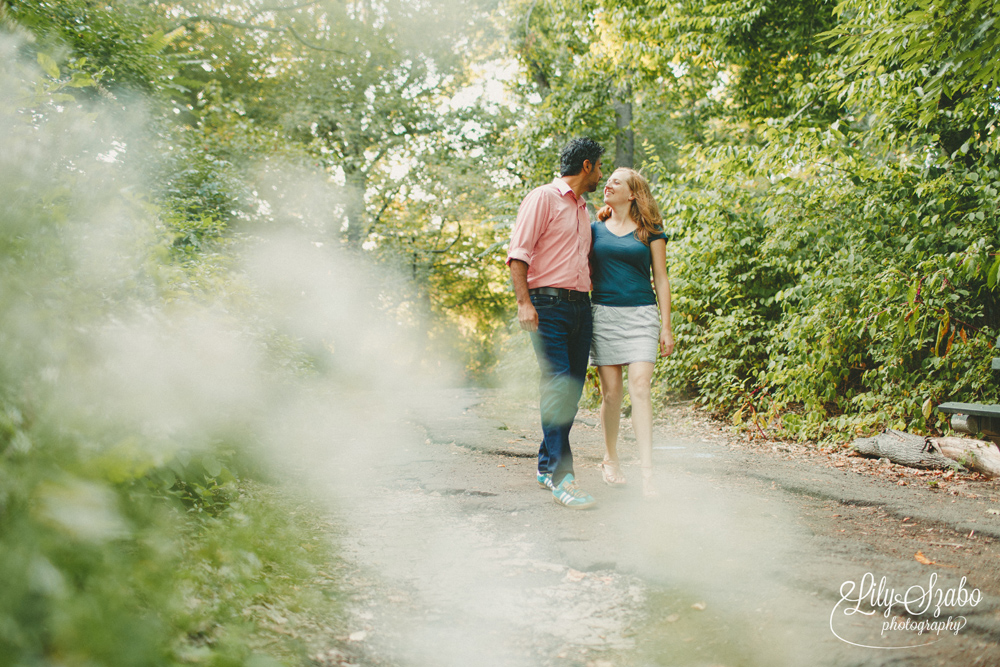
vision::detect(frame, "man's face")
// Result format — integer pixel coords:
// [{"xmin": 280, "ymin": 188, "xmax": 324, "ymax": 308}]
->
[{"xmin": 585, "ymin": 158, "xmax": 603, "ymax": 193}]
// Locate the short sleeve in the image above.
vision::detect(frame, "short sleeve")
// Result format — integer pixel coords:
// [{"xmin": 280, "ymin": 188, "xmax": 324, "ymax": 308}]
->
[{"xmin": 506, "ymin": 187, "xmax": 551, "ymax": 266}]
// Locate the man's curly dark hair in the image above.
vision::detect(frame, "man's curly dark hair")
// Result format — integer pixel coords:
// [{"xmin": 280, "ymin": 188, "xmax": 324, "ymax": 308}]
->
[{"xmin": 559, "ymin": 137, "xmax": 605, "ymax": 177}]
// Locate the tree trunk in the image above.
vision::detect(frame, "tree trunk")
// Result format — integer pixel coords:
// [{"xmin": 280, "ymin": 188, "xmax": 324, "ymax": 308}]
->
[
  {"xmin": 343, "ymin": 170, "xmax": 366, "ymax": 248},
  {"xmin": 852, "ymin": 430, "xmax": 963, "ymax": 470},
  {"xmin": 613, "ymin": 83, "xmax": 633, "ymax": 169},
  {"xmin": 930, "ymin": 437, "xmax": 1000, "ymax": 477},
  {"xmin": 529, "ymin": 61, "xmax": 551, "ymax": 98},
  {"xmin": 523, "ymin": 1, "xmax": 550, "ymax": 99}
]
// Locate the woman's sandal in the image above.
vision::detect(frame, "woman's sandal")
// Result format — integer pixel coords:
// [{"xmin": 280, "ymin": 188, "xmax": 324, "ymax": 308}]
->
[{"xmin": 599, "ymin": 459, "xmax": 627, "ymax": 486}]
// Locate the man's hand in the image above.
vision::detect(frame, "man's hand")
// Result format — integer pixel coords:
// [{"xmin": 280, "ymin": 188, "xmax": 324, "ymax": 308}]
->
[
  {"xmin": 509, "ymin": 259, "xmax": 538, "ymax": 332},
  {"xmin": 518, "ymin": 301, "xmax": 539, "ymax": 332}
]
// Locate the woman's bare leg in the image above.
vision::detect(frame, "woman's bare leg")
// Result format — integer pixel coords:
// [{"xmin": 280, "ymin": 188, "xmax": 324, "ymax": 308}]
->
[
  {"xmin": 627, "ymin": 361, "xmax": 656, "ymax": 495},
  {"xmin": 597, "ymin": 365, "xmax": 624, "ymax": 463}
]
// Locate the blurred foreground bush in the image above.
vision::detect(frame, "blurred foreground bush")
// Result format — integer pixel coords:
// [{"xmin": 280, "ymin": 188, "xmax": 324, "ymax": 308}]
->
[{"xmin": 0, "ymin": 32, "xmax": 349, "ymax": 665}]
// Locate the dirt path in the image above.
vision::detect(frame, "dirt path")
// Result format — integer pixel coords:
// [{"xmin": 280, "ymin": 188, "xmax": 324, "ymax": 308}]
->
[{"xmin": 311, "ymin": 388, "xmax": 1000, "ymax": 667}]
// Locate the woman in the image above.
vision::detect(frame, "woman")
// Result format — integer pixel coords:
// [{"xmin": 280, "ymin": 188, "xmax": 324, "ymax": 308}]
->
[{"xmin": 590, "ymin": 168, "xmax": 674, "ymax": 498}]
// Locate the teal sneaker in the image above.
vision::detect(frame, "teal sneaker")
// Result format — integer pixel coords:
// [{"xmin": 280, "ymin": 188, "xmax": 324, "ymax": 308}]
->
[
  {"xmin": 552, "ymin": 474, "xmax": 596, "ymax": 509},
  {"xmin": 537, "ymin": 472, "xmax": 554, "ymax": 490}
]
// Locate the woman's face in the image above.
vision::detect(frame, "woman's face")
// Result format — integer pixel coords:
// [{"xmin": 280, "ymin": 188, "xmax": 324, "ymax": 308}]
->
[{"xmin": 602, "ymin": 170, "xmax": 633, "ymax": 207}]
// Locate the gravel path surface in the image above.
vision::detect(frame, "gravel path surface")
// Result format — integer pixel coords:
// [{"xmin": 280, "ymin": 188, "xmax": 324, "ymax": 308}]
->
[{"xmin": 311, "ymin": 387, "xmax": 1000, "ymax": 667}]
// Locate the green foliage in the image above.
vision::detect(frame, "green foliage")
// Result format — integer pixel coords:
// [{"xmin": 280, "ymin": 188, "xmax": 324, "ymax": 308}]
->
[
  {"xmin": 3, "ymin": 0, "xmax": 522, "ymax": 658},
  {"xmin": 0, "ymin": 23, "xmax": 351, "ymax": 665},
  {"xmin": 0, "ymin": 436, "xmax": 343, "ymax": 666},
  {"xmin": 650, "ymin": 110, "xmax": 1000, "ymax": 439},
  {"xmin": 170, "ymin": 482, "xmax": 347, "ymax": 665},
  {"xmin": 826, "ymin": 0, "xmax": 1000, "ymax": 131},
  {"xmin": 7, "ymin": 0, "xmax": 178, "ymax": 93}
]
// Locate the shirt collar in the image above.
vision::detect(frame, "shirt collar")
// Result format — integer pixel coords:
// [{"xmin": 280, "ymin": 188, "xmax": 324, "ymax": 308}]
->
[{"xmin": 552, "ymin": 178, "xmax": 586, "ymax": 207}]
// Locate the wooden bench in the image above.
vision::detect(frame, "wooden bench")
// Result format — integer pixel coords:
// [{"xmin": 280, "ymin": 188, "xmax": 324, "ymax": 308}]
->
[{"xmin": 936, "ymin": 349, "xmax": 1000, "ymax": 443}]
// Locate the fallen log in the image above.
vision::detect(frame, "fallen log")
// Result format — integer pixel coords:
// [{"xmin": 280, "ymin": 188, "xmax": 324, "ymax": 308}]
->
[
  {"xmin": 852, "ymin": 430, "xmax": 964, "ymax": 471},
  {"xmin": 929, "ymin": 436, "xmax": 1000, "ymax": 478}
]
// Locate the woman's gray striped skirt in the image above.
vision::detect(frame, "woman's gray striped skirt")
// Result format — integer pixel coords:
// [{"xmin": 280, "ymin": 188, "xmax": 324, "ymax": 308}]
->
[{"xmin": 590, "ymin": 304, "xmax": 661, "ymax": 366}]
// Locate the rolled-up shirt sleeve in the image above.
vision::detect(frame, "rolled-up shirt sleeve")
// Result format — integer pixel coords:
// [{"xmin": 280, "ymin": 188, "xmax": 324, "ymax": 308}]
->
[{"xmin": 506, "ymin": 187, "xmax": 549, "ymax": 267}]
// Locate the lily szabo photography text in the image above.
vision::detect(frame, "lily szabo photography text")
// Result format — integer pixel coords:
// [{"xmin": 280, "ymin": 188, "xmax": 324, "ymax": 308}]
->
[
  {"xmin": 831, "ymin": 572, "xmax": 983, "ymax": 648},
  {"xmin": 2, "ymin": 1, "xmax": 1000, "ymax": 666}
]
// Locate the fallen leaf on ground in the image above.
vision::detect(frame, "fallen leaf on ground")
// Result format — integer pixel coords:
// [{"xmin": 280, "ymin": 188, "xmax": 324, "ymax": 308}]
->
[
  {"xmin": 665, "ymin": 614, "xmax": 680, "ymax": 623},
  {"xmin": 348, "ymin": 631, "xmax": 367, "ymax": 642},
  {"xmin": 565, "ymin": 569, "xmax": 586, "ymax": 582},
  {"xmin": 691, "ymin": 602, "xmax": 707, "ymax": 611},
  {"xmin": 913, "ymin": 551, "xmax": 955, "ymax": 568}
]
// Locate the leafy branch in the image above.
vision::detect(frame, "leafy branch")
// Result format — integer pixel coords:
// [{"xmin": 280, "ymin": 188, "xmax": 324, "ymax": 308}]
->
[{"xmin": 171, "ymin": 3, "xmax": 350, "ymax": 55}]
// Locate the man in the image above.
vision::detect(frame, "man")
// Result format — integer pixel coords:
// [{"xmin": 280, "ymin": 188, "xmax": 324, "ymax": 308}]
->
[{"xmin": 506, "ymin": 137, "xmax": 604, "ymax": 509}]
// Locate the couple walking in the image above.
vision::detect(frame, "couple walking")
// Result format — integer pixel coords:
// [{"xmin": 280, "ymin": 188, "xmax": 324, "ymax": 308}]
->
[{"xmin": 506, "ymin": 137, "xmax": 674, "ymax": 509}]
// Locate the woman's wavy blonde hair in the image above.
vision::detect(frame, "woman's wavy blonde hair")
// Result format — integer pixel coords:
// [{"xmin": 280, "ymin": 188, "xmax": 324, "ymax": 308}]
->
[{"xmin": 597, "ymin": 167, "xmax": 664, "ymax": 246}]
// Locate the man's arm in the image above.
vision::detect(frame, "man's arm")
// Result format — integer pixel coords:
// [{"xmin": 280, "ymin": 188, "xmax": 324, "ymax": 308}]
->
[{"xmin": 509, "ymin": 259, "xmax": 538, "ymax": 333}]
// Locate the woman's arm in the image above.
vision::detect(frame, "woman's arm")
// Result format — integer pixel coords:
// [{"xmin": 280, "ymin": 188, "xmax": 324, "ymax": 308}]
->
[{"xmin": 650, "ymin": 239, "xmax": 674, "ymax": 356}]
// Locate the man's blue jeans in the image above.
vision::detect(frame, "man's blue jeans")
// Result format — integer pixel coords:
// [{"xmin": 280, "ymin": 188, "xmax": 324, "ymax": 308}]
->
[{"xmin": 529, "ymin": 293, "xmax": 593, "ymax": 487}]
